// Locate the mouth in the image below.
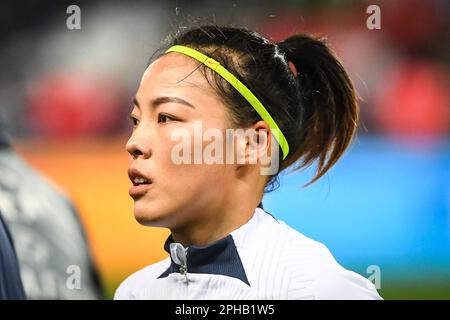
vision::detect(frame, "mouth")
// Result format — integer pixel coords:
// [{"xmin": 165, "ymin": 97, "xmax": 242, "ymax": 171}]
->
[{"xmin": 128, "ymin": 167, "xmax": 153, "ymax": 197}]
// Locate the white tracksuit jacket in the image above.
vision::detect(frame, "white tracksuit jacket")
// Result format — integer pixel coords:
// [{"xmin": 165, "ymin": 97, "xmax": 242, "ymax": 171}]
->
[{"xmin": 114, "ymin": 206, "xmax": 382, "ymax": 300}]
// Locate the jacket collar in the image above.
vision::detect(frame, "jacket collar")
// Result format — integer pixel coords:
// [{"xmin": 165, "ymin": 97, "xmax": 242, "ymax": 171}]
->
[
  {"xmin": 159, "ymin": 232, "xmax": 250, "ymax": 286},
  {"xmin": 157, "ymin": 203, "xmax": 268, "ymax": 286}
]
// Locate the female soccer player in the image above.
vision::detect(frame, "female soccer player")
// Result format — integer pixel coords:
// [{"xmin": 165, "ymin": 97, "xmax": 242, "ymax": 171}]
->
[{"xmin": 115, "ymin": 25, "xmax": 382, "ymax": 300}]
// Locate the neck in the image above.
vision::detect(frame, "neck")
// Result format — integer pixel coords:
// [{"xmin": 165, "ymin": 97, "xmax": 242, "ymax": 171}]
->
[
  {"xmin": 171, "ymin": 200, "xmax": 257, "ymax": 248},
  {"xmin": 170, "ymin": 170, "xmax": 265, "ymax": 247}
]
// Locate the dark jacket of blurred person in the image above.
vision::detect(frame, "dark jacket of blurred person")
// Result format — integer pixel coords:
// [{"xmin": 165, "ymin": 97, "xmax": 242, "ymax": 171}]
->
[
  {"xmin": 0, "ymin": 211, "xmax": 26, "ymax": 299},
  {"xmin": 0, "ymin": 123, "xmax": 103, "ymax": 299}
]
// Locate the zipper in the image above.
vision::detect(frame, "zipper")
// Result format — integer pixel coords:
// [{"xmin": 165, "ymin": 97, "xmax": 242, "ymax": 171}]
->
[{"xmin": 170, "ymin": 242, "xmax": 189, "ymax": 297}]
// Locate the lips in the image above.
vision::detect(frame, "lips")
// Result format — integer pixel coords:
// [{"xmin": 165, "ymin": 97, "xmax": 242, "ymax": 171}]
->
[{"xmin": 128, "ymin": 167, "xmax": 153, "ymax": 197}]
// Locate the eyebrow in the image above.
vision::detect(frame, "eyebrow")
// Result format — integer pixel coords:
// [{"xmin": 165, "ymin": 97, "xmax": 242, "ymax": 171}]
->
[{"xmin": 133, "ymin": 96, "xmax": 196, "ymax": 110}]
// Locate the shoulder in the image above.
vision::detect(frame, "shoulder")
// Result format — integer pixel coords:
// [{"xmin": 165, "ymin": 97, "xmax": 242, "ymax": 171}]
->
[
  {"xmin": 311, "ymin": 262, "xmax": 382, "ymax": 300},
  {"xmin": 264, "ymin": 216, "xmax": 382, "ymax": 300},
  {"xmin": 114, "ymin": 257, "xmax": 170, "ymax": 300}
]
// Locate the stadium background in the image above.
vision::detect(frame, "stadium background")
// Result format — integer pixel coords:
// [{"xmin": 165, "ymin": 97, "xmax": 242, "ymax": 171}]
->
[{"xmin": 1, "ymin": 0, "xmax": 449, "ymax": 299}]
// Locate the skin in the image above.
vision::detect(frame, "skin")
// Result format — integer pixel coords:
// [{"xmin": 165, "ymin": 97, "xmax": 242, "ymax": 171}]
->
[{"xmin": 126, "ymin": 52, "xmax": 271, "ymax": 247}]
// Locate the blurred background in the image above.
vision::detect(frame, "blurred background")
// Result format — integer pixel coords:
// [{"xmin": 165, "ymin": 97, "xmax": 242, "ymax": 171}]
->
[{"xmin": 0, "ymin": 0, "xmax": 449, "ymax": 299}]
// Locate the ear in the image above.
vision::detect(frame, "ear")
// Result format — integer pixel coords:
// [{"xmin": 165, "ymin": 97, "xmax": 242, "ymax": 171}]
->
[{"xmin": 236, "ymin": 121, "xmax": 272, "ymax": 166}]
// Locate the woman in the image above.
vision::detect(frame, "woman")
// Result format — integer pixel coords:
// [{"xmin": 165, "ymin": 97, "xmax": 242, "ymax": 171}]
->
[{"xmin": 115, "ymin": 25, "xmax": 382, "ymax": 299}]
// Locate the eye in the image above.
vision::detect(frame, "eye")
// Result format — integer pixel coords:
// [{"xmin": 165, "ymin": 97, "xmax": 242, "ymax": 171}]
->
[
  {"xmin": 129, "ymin": 115, "xmax": 139, "ymax": 127},
  {"xmin": 158, "ymin": 113, "xmax": 176, "ymax": 123}
]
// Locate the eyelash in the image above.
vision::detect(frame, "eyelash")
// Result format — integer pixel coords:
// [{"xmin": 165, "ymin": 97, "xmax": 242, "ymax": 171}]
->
[
  {"xmin": 129, "ymin": 114, "xmax": 176, "ymax": 127},
  {"xmin": 130, "ymin": 116, "xmax": 139, "ymax": 127},
  {"xmin": 158, "ymin": 113, "xmax": 176, "ymax": 123}
]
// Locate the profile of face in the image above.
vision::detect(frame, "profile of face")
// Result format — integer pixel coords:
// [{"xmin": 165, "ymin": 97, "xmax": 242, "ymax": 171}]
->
[{"xmin": 126, "ymin": 53, "xmax": 245, "ymax": 230}]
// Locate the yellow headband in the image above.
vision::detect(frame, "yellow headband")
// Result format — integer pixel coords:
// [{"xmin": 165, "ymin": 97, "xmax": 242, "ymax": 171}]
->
[{"xmin": 165, "ymin": 45, "xmax": 290, "ymax": 160}]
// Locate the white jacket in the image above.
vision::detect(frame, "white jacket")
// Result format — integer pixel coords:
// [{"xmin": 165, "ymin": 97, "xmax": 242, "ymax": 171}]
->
[{"xmin": 115, "ymin": 207, "xmax": 382, "ymax": 300}]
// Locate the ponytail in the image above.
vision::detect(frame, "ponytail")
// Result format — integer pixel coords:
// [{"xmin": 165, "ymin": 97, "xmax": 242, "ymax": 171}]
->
[{"xmin": 277, "ymin": 34, "xmax": 359, "ymax": 186}]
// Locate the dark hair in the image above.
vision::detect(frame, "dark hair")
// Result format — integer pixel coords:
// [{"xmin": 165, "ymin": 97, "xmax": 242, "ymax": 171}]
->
[{"xmin": 153, "ymin": 25, "xmax": 359, "ymax": 191}]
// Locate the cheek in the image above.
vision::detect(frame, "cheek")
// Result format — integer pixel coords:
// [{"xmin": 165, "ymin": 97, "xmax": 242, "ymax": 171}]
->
[
  {"xmin": 173, "ymin": 164, "xmax": 231, "ymax": 209},
  {"xmin": 160, "ymin": 154, "xmax": 232, "ymax": 201},
  {"xmin": 156, "ymin": 121, "xmax": 233, "ymax": 193},
  {"xmin": 164, "ymin": 160, "xmax": 230, "ymax": 192}
]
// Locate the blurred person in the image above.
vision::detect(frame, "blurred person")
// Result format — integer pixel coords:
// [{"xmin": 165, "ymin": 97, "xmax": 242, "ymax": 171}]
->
[
  {"xmin": 115, "ymin": 25, "xmax": 382, "ymax": 300},
  {"xmin": 0, "ymin": 211, "xmax": 25, "ymax": 300},
  {"xmin": 0, "ymin": 121, "xmax": 103, "ymax": 299}
]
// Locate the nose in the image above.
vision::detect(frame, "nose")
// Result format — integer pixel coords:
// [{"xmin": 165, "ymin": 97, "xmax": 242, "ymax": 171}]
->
[{"xmin": 126, "ymin": 127, "xmax": 152, "ymax": 159}]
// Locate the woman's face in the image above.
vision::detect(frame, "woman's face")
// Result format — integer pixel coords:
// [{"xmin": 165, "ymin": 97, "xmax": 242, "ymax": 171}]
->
[{"xmin": 126, "ymin": 53, "xmax": 237, "ymax": 229}]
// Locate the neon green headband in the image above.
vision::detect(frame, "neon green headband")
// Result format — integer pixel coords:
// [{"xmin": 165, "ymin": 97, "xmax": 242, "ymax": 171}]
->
[{"xmin": 165, "ymin": 45, "xmax": 290, "ymax": 160}]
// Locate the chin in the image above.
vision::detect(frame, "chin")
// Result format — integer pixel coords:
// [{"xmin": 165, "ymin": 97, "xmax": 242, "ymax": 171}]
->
[
  {"xmin": 134, "ymin": 213, "xmax": 167, "ymax": 227},
  {"xmin": 132, "ymin": 203, "xmax": 170, "ymax": 227}
]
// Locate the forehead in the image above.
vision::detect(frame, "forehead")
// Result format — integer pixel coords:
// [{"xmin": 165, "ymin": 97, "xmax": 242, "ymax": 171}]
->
[
  {"xmin": 140, "ymin": 53, "xmax": 212, "ymax": 92},
  {"xmin": 136, "ymin": 53, "xmax": 229, "ymax": 123}
]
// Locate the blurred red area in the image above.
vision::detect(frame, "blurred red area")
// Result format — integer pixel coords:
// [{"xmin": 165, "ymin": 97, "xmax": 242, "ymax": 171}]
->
[
  {"xmin": 374, "ymin": 60, "xmax": 449, "ymax": 138},
  {"xmin": 25, "ymin": 73, "xmax": 125, "ymax": 138}
]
